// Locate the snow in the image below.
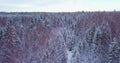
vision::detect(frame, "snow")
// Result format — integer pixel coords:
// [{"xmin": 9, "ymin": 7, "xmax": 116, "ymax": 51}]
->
[{"xmin": 66, "ymin": 50, "xmax": 73, "ymax": 63}]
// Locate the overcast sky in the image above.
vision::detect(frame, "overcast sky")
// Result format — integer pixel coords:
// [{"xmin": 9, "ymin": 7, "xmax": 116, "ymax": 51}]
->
[{"xmin": 0, "ymin": 0, "xmax": 120, "ymax": 12}]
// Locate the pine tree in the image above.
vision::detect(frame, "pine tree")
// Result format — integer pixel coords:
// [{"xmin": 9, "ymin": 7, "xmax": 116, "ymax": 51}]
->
[
  {"xmin": 3, "ymin": 24, "xmax": 21, "ymax": 63},
  {"xmin": 108, "ymin": 38, "xmax": 119, "ymax": 63},
  {"xmin": 86, "ymin": 25, "xmax": 96, "ymax": 46}
]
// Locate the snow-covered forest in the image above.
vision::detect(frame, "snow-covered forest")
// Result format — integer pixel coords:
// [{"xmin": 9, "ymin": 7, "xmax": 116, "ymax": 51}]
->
[{"xmin": 0, "ymin": 12, "xmax": 120, "ymax": 63}]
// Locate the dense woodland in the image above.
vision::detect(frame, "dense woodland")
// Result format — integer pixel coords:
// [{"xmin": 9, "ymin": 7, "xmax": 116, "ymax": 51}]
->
[{"xmin": 0, "ymin": 12, "xmax": 120, "ymax": 63}]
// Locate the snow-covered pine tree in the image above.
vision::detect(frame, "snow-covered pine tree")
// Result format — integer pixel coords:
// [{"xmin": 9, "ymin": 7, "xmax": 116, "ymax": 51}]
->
[{"xmin": 109, "ymin": 38, "xmax": 119, "ymax": 63}]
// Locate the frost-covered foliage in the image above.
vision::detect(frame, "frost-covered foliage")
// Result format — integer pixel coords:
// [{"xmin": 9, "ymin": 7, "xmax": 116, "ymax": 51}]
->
[
  {"xmin": 0, "ymin": 12, "xmax": 120, "ymax": 63},
  {"xmin": 108, "ymin": 38, "xmax": 120, "ymax": 63}
]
